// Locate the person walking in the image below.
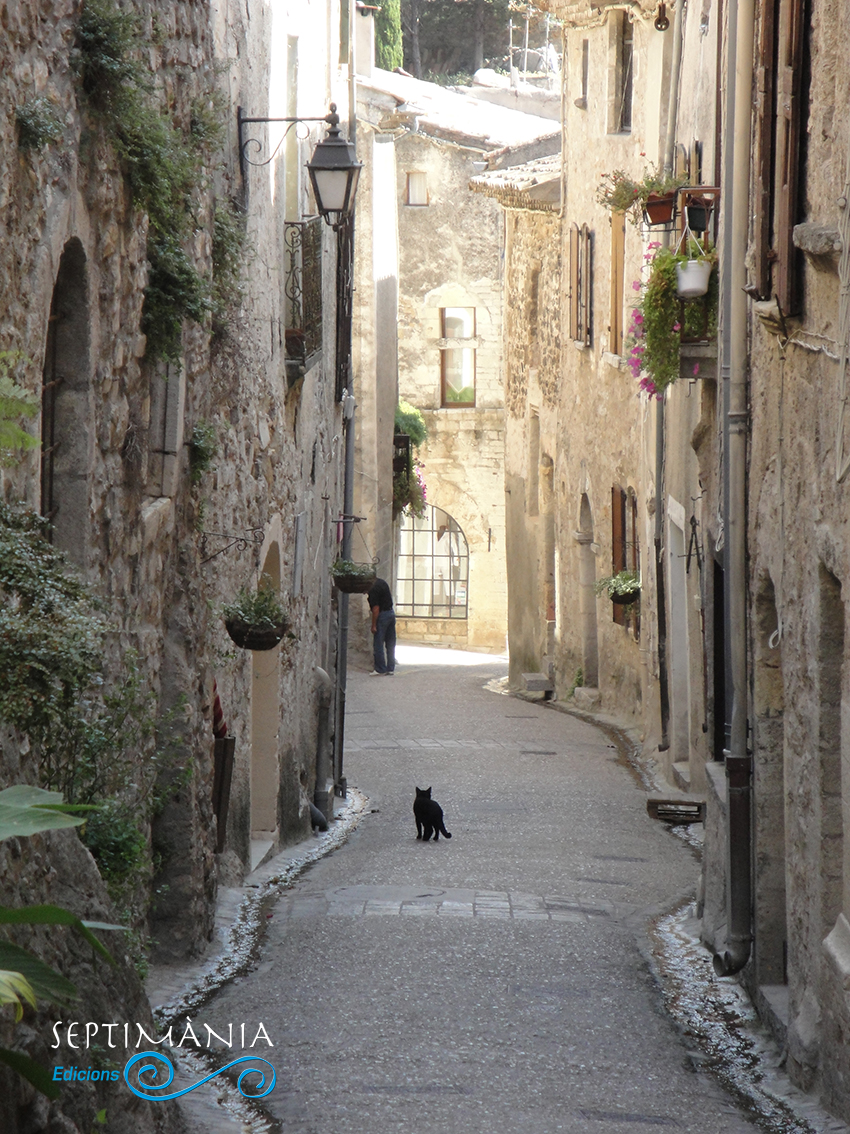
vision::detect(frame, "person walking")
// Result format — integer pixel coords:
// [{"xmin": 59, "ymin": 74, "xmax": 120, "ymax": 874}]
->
[{"xmin": 367, "ymin": 577, "xmax": 396, "ymax": 675}]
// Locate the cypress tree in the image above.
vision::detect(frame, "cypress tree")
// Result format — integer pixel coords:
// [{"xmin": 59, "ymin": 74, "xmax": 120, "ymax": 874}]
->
[{"xmin": 376, "ymin": 0, "xmax": 403, "ymax": 70}]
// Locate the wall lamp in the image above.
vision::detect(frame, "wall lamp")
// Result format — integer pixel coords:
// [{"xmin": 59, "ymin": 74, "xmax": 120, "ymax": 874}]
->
[{"xmin": 237, "ymin": 103, "xmax": 362, "ymax": 228}]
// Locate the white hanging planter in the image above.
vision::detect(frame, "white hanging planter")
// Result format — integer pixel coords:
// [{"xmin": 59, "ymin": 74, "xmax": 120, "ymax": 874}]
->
[{"xmin": 676, "ymin": 259, "xmax": 712, "ymax": 298}]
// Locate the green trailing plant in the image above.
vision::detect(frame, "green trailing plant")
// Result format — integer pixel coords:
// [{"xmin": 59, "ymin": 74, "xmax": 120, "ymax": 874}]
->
[
  {"xmin": 595, "ymin": 569, "xmax": 641, "ymax": 611},
  {"xmin": 597, "ymin": 165, "xmax": 687, "ymax": 226},
  {"xmin": 394, "ymin": 400, "xmax": 428, "ymax": 447},
  {"xmin": 568, "ymin": 667, "xmax": 584, "ymax": 698},
  {"xmin": 188, "ymin": 420, "xmax": 218, "ymax": 484},
  {"xmin": 0, "ymin": 505, "xmax": 190, "ymax": 971},
  {"xmin": 0, "ymin": 352, "xmax": 39, "ymax": 465},
  {"xmin": 331, "ymin": 559, "xmax": 377, "ymax": 582},
  {"xmin": 221, "ymin": 581, "xmax": 287, "ymax": 630},
  {"xmin": 626, "ymin": 242, "xmax": 718, "ymax": 397},
  {"xmin": 393, "ymin": 401, "xmax": 428, "ymax": 518},
  {"xmin": 15, "ymin": 97, "xmax": 63, "ymax": 151},
  {"xmin": 0, "ymin": 503, "xmax": 106, "ymax": 738},
  {"xmin": 211, "ymin": 199, "xmax": 248, "ymax": 328},
  {"xmin": 392, "ymin": 460, "xmax": 427, "ymax": 518},
  {"xmin": 75, "ymin": 0, "xmax": 212, "ymax": 362}
]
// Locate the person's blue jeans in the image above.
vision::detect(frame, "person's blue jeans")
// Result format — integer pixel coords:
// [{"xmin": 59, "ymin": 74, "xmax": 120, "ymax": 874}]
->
[{"xmin": 373, "ymin": 610, "xmax": 396, "ymax": 673}]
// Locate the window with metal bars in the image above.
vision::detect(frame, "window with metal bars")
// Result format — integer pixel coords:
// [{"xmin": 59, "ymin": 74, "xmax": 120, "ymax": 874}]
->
[{"xmin": 395, "ymin": 504, "xmax": 469, "ymax": 619}]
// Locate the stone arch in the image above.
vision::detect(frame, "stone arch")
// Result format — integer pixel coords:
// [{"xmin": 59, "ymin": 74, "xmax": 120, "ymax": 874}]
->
[
  {"xmin": 575, "ymin": 493, "xmax": 599, "ymax": 687},
  {"xmin": 753, "ymin": 572, "xmax": 787, "ymax": 984},
  {"xmin": 41, "ymin": 238, "xmax": 92, "ymax": 564},
  {"xmin": 250, "ymin": 544, "xmax": 282, "ymax": 859}
]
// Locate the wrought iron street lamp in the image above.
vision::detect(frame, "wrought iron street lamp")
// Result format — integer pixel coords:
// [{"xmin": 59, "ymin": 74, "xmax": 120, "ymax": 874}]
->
[{"xmin": 237, "ymin": 103, "xmax": 361, "ymax": 228}]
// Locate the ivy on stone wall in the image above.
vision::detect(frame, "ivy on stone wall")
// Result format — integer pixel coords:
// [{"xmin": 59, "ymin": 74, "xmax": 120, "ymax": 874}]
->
[{"xmin": 75, "ymin": 0, "xmax": 224, "ymax": 362}]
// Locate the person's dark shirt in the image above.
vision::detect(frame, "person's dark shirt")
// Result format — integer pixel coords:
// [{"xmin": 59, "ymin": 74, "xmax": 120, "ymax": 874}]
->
[{"xmin": 367, "ymin": 578, "xmax": 393, "ymax": 612}]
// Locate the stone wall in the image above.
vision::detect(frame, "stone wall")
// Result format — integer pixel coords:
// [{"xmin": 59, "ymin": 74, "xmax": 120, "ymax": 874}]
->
[
  {"xmin": 394, "ymin": 129, "xmax": 508, "ymax": 652},
  {"xmin": 0, "ymin": 1, "xmax": 352, "ymax": 1127}
]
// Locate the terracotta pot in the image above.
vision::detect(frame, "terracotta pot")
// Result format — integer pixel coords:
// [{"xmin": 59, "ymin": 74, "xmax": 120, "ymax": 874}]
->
[
  {"xmin": 676, "ymin": 260, "xmax": 712, "ymax": 298},
  {"xmin": 225, "ymin": 618, "xmax": 288, "ymax": 650},
  {"xmin": 644, "ymin": 193, "xmax": 677, "ymax": 225}
]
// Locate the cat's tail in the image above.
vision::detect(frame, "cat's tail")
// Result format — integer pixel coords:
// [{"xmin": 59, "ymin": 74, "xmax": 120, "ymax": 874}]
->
[{"xmin": 440, "ymin": 824, "xmax": 452, "ymax": 839}]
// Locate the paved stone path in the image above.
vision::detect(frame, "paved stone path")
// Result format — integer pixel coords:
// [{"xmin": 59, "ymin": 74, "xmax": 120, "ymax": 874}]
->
[{"xmin": 152, "ymin": 646, "xmax": 850, "ymax": 1134}]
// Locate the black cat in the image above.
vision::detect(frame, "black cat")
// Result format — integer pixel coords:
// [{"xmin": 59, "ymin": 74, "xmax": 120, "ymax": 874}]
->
[{"xmin": 414, "ymin": 786, "xmax": 452, "ymax": 841}]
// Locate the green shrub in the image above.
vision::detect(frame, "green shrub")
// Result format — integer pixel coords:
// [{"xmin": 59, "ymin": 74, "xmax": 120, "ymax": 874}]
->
[
  {"xmin": 222, "ymin": 582, "xmax": 287, "ymax": 629},
  {"xmin": 15, "ymin": 97, "xmax": 63, "ymax": 151},
  {"xmin": 189, "ymin": 421, "xmax": 218, "ymax": 484},
  {"xmin": 394, "ymin": 400, "xmax": 428, "ymax": 447}
]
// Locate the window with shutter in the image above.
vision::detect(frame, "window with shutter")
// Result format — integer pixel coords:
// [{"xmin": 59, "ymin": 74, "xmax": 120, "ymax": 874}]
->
[
  {"xmin": 752, "ymin": 0, "xmax": 808, "ymax": 313},
  {"xmin": 570, "ymin": 223, "xmax": 593, "ymax": 346}
]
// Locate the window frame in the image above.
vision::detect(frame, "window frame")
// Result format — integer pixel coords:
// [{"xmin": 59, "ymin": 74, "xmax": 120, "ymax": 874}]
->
[
  {"xmin": 439, "ymin": 306, "xmax": 477, "ymax": 407},
  {"xmin": 405, "ymin": 170, "xmax": 429, "ymax": 207}
]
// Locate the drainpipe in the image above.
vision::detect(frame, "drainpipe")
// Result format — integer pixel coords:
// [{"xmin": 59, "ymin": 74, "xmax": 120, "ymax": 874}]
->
[
  {"xmin": 655, "ymin": 0, "xmax": 685, "ymax": 754},
  {"xmin": 314, "ymin": 666, "xmax": 333, "ymax": 821},
  {"xmin": 713, "ymin": 0, "xmax": 755, "ymax": 977},
  {"xmin": 333, "ymin": 389, "xmax": 356, "ymax": 798}
]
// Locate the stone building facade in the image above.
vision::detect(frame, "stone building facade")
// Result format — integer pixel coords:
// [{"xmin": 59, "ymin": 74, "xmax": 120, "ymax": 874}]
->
[
  {"xmin": 354, "ymin": 49, "xmax": 559, "ymax": 654},
  {"xmin": 483, "ymin": 0, "xmax": 850, "ymax": 1121},
  {"xmin": 0, "ymin": 2, "xmax": 356, "ymax": 1130}
]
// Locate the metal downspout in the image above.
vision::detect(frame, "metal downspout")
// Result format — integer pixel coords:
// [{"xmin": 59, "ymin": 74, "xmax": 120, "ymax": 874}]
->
[
  {"xmin": 655, "ymin": 0, "xmax": 685, "ymax": 754},
  {"xmin": 714, "ymin": 0, "xmax": 755, "ymax": 977}
]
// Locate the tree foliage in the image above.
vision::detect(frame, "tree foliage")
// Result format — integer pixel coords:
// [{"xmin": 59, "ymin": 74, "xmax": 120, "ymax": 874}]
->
[
  {"xmin": 376, "ymin": 0, "xmax": 404, "ymax": 70},
  {"xmin": 401, "ymin": 0, "xmax": 547, "ymax": 78}
]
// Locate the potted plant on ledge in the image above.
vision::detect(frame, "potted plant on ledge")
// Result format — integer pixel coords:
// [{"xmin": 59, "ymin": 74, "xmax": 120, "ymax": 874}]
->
[
  {"xmin": 597, "ymin": 165, "xmax": 687, "ymax": 227},
  {"xmin": 626, "ymin": 242, "xmax": 718, "ymax": 398},
  {"xmin": 595, "ymin": 569, "xmax": 641, "ymax": 609},
  {"xmin": 222, "ymin": 581, "xmax": 290, "ymax": 650},
  {"xmin": 331, "ymin": 559, "xmax": 377, "ymax": 594}
]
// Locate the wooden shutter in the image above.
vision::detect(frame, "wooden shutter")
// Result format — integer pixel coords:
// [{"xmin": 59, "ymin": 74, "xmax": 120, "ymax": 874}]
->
[
  {"xmin": 753, "ymin": 0, "xmax": 778, "ymax": 298},
  {"xmin": 774, "ymin": 0, "xmax": 806, "ymax": 314},
  {"xmin": 570, "ymin": 223, "xmax": 580, "ymax": 340},
  {"xmin": 581, "ymin": 223, "xmax": 593, "ymax": 347}
]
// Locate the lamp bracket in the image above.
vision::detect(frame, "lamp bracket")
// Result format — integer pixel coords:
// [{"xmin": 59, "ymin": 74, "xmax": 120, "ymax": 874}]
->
[
  {"xmin": 237, "ymin": 105, "xmax": 339, "ymax": 176},
  {"xmin": 201, "ymin": 528, "xmax": 265, "ymax": 565}
]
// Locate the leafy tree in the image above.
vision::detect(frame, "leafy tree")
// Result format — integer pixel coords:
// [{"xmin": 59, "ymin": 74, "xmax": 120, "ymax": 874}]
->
[
  {"xmin": 401, "ymin": 1, "xmax": 551, "ymax": 80},
  {"xmin": 376, "ymin": 0, "xmax": 404, "ymax": 70}
]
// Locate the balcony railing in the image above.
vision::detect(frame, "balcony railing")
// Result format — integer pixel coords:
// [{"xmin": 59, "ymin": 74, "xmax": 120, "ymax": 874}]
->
[{"xmin": 284, "ymin": 217, "xmax": 323, "ymax": 383}]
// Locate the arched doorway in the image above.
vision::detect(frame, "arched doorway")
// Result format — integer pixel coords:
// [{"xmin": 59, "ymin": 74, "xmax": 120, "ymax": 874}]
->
[
  {"xmin": 41, "ymin": 239, "xmax": 91, "ymax": 562},
  {"xmin": 250, "ymin": 546, "xmax": 282, "ymax": 865},
  {"xmin": 576, "ymin": 494, "xmax": 599, "ymax": 687}
]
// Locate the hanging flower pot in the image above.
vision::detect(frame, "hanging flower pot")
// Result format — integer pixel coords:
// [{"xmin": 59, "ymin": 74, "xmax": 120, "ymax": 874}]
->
[
  {"xmin": 331, "ymin": 559, "xmax": 377, "ymax": 594},
  {"xmin": 221, "ymin": 582, "xmax": 291, "ymax": 651},
  {"xmin": 225, "ymin": 618, "xmax": 289, "ymax": 651},
  {"xmin": 611, "ymin": 588, "xmax": 641, "ymax": 606},
  {"xmin": 644, "ymin": 193, "xmax": 677, "ymax": 226},
  {"xmin": 676, "ymin": 259, "xmax": 713, "ymax": 298}
]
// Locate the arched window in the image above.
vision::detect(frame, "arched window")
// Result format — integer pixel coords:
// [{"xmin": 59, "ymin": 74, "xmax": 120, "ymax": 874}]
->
[
  {"xmin": 41, "ymin": 239, "xmax": 91, "ymax": 563},
  {"xmin": 396, "ymin": 504, "xmax": 468, "ymax": 619}
]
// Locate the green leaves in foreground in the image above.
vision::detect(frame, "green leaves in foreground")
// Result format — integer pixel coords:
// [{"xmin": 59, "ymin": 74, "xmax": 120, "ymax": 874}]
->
[
  {"xmin": 0, "ymin": 785, "xmax": 88, "ymax": 840},
  {"xmin": 0, "ymin": 787, "xmax": 122, "ymax": 1099}
]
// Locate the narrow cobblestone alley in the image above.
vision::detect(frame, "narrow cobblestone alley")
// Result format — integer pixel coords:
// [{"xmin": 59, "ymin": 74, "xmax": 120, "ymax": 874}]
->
[{"xmin": 194, "ymin": 647, "xmax": 761, "ymax": 1133}]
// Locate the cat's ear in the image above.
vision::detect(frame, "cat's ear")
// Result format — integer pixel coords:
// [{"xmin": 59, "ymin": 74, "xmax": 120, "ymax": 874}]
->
[{"xmin": 426, "ymin": 787, "xmax": 432, "ymax": 795}]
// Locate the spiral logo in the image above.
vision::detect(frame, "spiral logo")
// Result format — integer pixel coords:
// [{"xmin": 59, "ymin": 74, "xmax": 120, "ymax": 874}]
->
[{"xmin": 123, "ymin": 1051, "xmax": 276, "ymax": 1101}]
